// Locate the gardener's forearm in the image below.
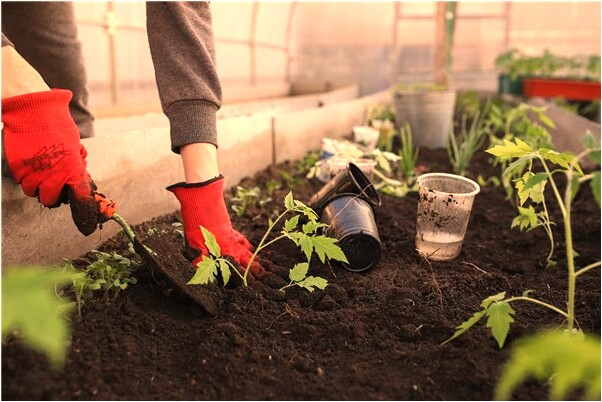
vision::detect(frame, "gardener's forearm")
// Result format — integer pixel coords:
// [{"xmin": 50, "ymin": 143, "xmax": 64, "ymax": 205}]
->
[
  {"xmin": 1, "ymin": 45, "xmax": 50, "ymax": 99},
  {"xmin": 180, "ymin": 143, "xmax": 219, "ymax": 183}
]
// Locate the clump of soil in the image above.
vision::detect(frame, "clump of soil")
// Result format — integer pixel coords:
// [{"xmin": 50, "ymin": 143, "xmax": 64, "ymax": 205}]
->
[{"xmin": 2, "ymin": 148, "xmax": 600, "ymax": 400}]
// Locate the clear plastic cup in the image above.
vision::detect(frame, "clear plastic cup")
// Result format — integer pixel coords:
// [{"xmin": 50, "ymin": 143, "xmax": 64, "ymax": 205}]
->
[
  {"xmin": 326, "ymin": 157, "xmax": 351, "ymax": 178},
  {"xmin": 415, "ymin": 173, "xmax": 480, "ymax": 261},
  {"xmin": 327, "ymin": 157, "xmax": 376, "ymax": 181},
  {"xmin": 353, "ymin": 126, "xmax": 380, "ymax": 150}
]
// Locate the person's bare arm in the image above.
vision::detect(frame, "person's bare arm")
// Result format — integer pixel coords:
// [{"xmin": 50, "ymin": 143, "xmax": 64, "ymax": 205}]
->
[{"xmin": 1, "ymin": 45, "xmax": 49, "ymax": 99}]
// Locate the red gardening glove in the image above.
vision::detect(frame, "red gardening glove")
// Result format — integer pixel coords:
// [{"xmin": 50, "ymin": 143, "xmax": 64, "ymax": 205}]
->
[
  {"xmin": 167, "ymin": 176, "xmax": 264, "ymax": 276},
  {"xmin": 2, "ymin": 89, "xmax": 108, "ymax": 235}
]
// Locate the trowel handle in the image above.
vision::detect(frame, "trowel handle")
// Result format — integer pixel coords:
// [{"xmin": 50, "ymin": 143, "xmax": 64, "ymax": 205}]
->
[{"xmin": 94, "ymin": 192, "xmax": 117, "ymax": 220}]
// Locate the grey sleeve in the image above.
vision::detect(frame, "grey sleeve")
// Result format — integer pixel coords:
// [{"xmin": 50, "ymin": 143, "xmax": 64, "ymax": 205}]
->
[
  {"xmin": 2, "ymin": 33, "xmax": 15, "ymax": 47},
  {"xmin": 146, "ymin": 1, "xmax": 222, "ymax": 153}
]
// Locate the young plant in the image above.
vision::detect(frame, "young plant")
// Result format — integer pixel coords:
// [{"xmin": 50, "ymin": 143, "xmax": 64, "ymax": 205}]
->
[
  {"xmin": 397, "ymin": 123, "xmax": 420, "ymax": 181},
  {"xmin": 188, "ymin": 192, "xmax": 348, "ymax": 289},
  {"xmin": 447, "ymin": 105, "xmax": 489, "ymax": 176},
  {"xmin": 57, "ymin": 261, "xmax": 105, "ymax": 319},
  {"xmin": 2, "ymin": 266, "xmax": 77, "ymax": 368},
  {"xmin": 84, "ymin": 251, "xmax": 140, "ymax": 301},
  {"xmin": 231, "ymin": 186, "xmax": 262, "ymax": 217},
  {"xmin": 495, "ymin": 330, "xmax": 600, "ymax": 400},
  {"xmin": 444, "ymin": 134, "xmax": 601, "ymax": 347},
  {"xmin": 485, "ymin": 102, "xmax": 556, "ymax": 204},
  {"xmin": 374, "ymin": 123, "xmax": 420, "ymax": 198}
]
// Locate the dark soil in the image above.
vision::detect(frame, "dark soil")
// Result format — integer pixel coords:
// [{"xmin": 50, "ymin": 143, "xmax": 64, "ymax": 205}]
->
[{"xmin": 3, "ymin": 147, "xmax": 600, "ymax": 401}]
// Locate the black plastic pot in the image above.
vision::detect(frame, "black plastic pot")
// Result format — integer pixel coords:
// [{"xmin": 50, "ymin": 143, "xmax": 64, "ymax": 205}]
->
[
  {"xmin": 309, "ymin": 162, "xmax": 381, "ymax": 214},
  {"xmin": 320, "ymin": 193, "xmax": 382, "ymax": 272}
]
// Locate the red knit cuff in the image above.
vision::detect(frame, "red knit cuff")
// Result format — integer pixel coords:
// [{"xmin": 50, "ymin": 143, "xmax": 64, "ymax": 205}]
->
[{"xmin": 1, "ymin": 89, "xmax": 75, "ymax": 134}]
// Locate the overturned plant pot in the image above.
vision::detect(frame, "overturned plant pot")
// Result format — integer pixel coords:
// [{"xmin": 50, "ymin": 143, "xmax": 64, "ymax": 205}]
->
[
  {"xmin": 320, "ymin": 193, "xmax": 382, "ymax": 273},
  {"xmin": 309, "ymin": 162, "xmax": 381, "ymax": 214}
]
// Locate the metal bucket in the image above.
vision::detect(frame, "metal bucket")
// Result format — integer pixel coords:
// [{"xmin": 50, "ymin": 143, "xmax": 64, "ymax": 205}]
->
[{"xmin": 392, "ymin": 89, "xmax": 457, "ymax": 148}]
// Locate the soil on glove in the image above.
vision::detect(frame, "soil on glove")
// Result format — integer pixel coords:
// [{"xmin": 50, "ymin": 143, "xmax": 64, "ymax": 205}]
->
[{"xmin": 2, "ymin": 147, "xmax": 600, "ymax": 400}]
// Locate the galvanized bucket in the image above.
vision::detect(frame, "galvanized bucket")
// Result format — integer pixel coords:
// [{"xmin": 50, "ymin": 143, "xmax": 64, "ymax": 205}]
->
[{"xmin": 392, "ymin": 89, "xmax": 457, "ymax": 148}]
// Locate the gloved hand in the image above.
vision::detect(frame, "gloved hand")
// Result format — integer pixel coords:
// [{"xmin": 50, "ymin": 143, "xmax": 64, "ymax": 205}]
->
[
  {"xmin": 167, "ymin": 176, "xmax": 286, "ymax": 287},
  {"xmin": 1, "ymin": 89, "xmax": 108, "ymax": 235}
]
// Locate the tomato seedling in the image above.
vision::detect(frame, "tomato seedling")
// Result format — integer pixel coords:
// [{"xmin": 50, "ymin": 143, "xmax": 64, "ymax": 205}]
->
[{"xmin": 188, "ymin": 191, "xmax": 348, "ymax": 290}]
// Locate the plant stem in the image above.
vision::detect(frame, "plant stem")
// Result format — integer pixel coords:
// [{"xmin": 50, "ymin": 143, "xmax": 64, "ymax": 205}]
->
[
  {"xmin": 563, "ymin": 171, "xmax": 577, "ymax": 330},
  {"xmin": 538, "ymin": 156, "xmax": 567, "ymax": 217},
  {"xmin": 539, "ymin": 198, "xmax": 555, "ymax": 264},
  {"xmin": 278, "ymin": 282, "xmax": 294, "ymax": 293},
  {"xmin": 575, "ymin": 261, "xmax": 601, "ymax": 277},
  {"xmin": 259, "ymin": 234, "xmax": 288, "ymax": 251},
  {"xmin": 243, "ymin": 211, "xmax": 288, "ymax": 285},
  {"xmin": 505, "ymin": 296, "xmax": 568, "ymax": 319}
]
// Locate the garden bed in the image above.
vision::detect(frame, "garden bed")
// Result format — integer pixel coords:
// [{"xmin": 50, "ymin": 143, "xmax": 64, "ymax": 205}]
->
[{"xmin": 2, "ymin": 147, "xmax": 600, "ymax": 400}]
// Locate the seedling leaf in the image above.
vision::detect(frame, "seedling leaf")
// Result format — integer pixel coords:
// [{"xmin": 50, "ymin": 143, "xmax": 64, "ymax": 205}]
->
[
  {"xmin": 539, "ymin": 149, "xmax": 577, "ymax": 171},
  {"xmin": 301, "ymin": 220, "xmax": 324, "ymax": 235},
  {"xmin": 511, "ymin": 206, "xmax": 538, "ymax": 231},
  {"xmin": 284, "ymin": 191, "xmax": 295, "ymax": 210},
  {"xmin": 486, "ymin": 138, "xmax": 533, "ymax": 159},
  {"xmin": 297, "ymin": 276, "xmax": 329, "ymax": 292},
  {"xmin": 219, "ymin": 260, "xmax": 231, "ymax": 286},
  {"xmin": 284, "ymin": 216, "xmax": 300, "ymax": 233},
  {"xmin": 481, "ymin": 291, "xmax": 506, "ymax": 309},
  {"xmin": 443, "ymin": 310, "xmax": 487, "ymax": 345},
  {"xmin": 311, "ymin": 236, "xmax": 348, "ymax": 263},
  {"xmin": 200, "ymin": 226, "xmax": 221, "ymax": 257},
  {"xmin": 486, "ymin": 301, "xmax": 515, "ymax": 348},
  {"xmin": 289, "ymin": 262, "xmax": 309, "ymax": 282},
  {"xmin": 2, "ymin": 267, "xmax": 76, "ymax": 367},
  {"xmin": 495, "ymin": 331, "xmax": 601, "ymax": 400},
  {"xmin": 188, "ymin": 257, "xmax": 218, "ymax": 285}
]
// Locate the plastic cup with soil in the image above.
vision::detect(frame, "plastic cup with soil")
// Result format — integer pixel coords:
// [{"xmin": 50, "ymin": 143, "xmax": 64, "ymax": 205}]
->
[
  {"xmin": 320, "ymin": 193, "xmax": 382, "ymax": 272},
  {"xmin": 309, "ymin": 162, "xmax": 381, "ymax": 214},
  {"xmin": 415, "ymin": 173, "xmax": 480, "ymax": 261}
]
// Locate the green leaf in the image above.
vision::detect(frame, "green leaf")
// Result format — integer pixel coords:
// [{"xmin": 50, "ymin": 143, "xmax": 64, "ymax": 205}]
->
[
  {"xmin": 297, "ymin": 233, "xmax": 315, "ymax": 261},
  {"xmin": 443, "ymin": 310, "xmax": 487, "ymax": 345},
  {"xmin": 511, "ymin": 206, "xmax": 539, "ymax": 231},
  {"xmin": 187, "ymin": 257, "xmax": 218, "ymax": 285},
  {"xmin": 486, "ymin": 301, "xmax": 515, "ymax": 348},
  {"xmin": 480, "ymin": 291, "xmax": 506, "ymax": 309},
  {"xmin": 486, "ymin": 138, "xmax": 534, "ymax": 160},
  {"xmin": 283, "ymin": 216, "xmax": 300, "ymax": 232},
  {"xmin": 284, "ymin": 191, "xmax": 295, "ymax": 210},
  {"xmin": 311, "ymin": 236, "xmax": 349, "ymax": 263},
  {"xmin": 2, "ymin": 266, "xmax": 76, "ymax": 367},
  {"xmin": 297, "ymin": 276, "xmax": 329, "ymax": 292},
  {"xmin": 301, "ymin": 220, "xmax": 325, "ymax": 235},
  {"xmin": 591, "ymin": 171, "xmax": 601, "ymax": 208},
  {"xmin": 200, "ymin": 226, "xmax": 221, "ymax": 257},
  {"xmin": 515, "ymin": 172, "xmax": 546, "ymax": 205},
  {"xmin": 539, "ymin": 149, "xmax": 576, "ymax": 170},
  {"xmin": 219, "ymin": 259, "xmax": 231, "ymax": 286},
  {"xmin": 289, "ymin": 262, "xmax": 309, "ymax": 282},
  {"xmin": 502, "ymin": 155, "xmax": 532, "ymax": 178},
  {"xmin": 495, "ymin": 331, "xmax": 601, "ymax": 400},
  {"xmin": 535, "ymin": 109, "xmax": 556, "ymax": 128}
]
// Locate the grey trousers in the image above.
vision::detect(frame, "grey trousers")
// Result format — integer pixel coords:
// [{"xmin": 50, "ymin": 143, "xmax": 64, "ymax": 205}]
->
[{"xmin": 1, "ymin": 1, "xmax": 95, "ymax": 138}]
